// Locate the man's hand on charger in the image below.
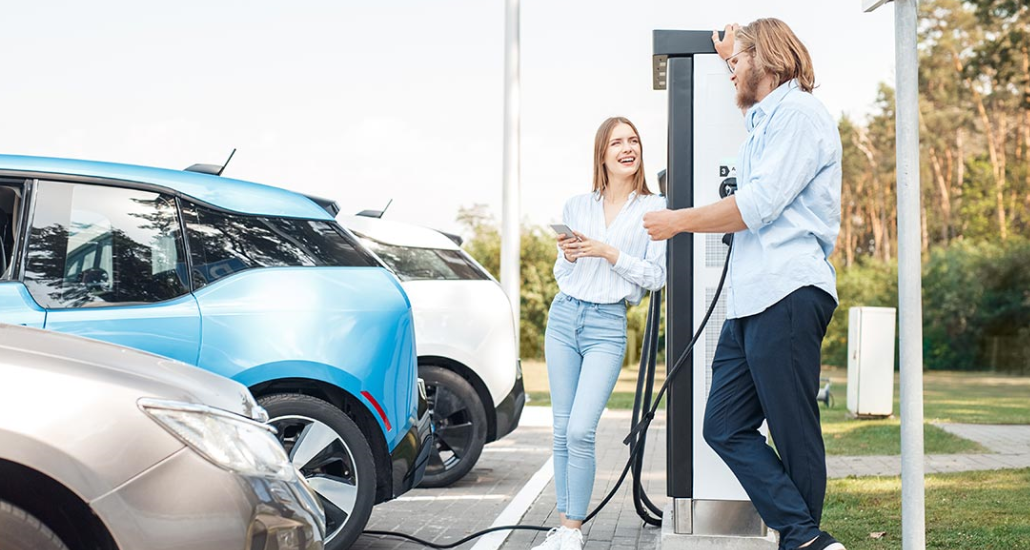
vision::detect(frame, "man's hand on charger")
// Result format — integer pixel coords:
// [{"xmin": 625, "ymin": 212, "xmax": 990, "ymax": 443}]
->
[
  {"xmin": 643, "ymin": 209, "xmax": 683, "ymax": 241},
  {"xmin": 712, "ymin": 23, "xmax": 739, "ymax": 60}
]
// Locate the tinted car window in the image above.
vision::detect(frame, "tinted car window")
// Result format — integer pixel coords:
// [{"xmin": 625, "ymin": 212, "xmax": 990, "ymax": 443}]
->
[
  {"xmin": 0, "ymin": 182, "xmax": 24, "ymax": 279},
  {"xmin": 358, "ymin": 238, "xmax": 490, "ymax": 281},
  {"xmin": 182, "ymin": 203, "xmax": 376, "ymax": 287},
  {"xmin": 25, "ymin": 182, "xmax": 189, "ymax": 308}
]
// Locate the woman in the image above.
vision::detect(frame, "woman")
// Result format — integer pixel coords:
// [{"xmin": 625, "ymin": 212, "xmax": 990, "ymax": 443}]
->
[{"xmin": 534, "ymin": 117, "xmax": 667, "ymax": 550}]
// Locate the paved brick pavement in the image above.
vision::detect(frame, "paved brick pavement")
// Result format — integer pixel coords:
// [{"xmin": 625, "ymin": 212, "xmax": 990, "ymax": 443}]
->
[
  {"xmin": 352, "ymin": 408, "xmax": 1030, "ymax": 550},
  {"xmin": 352, "ymin": 417, "xmax": 557, "ymax": 550},
  {"xmin": 352, "ymin": 407, "xmax": 667, "ymax": 550},
  {"xmin": 936, "ymin": 423, "xmax": 1030, "ymax": 455},
  {"xmin": 827, "ymin": 423, "xmax": 1030, "ymax": 478},
  {"xmin": 502, "ymin": 409, "xmax": 668, "ymax": 550}
]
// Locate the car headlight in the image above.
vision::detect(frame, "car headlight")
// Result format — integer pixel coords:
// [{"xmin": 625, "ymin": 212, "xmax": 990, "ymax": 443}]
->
[{"xmin": 139, "ymin": 398, "xmax": 294, "ymax": 481}]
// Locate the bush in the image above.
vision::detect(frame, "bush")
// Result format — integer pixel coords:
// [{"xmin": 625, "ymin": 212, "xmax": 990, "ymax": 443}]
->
[
  {"xmin": 921, "ymin": 240, "xmax": 990, "ymax": 370},
  {"xmin": 626, "ymin": 293, "xmax": 666, "ymax": 368},
  {"xmin": 923, "ymin": 238, "xmax": 1030, "ymax": 372},
  {"xmin": 825, "ymin": 238, "xmax": 1030, "ymax": 373},
  {"xmin": 822, "ymin": 258, "xmax": 898, "ymax": 368}
]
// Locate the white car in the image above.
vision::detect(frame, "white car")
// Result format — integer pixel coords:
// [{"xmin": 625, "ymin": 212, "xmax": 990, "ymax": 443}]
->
[{"xmin": 338, "ymin": 214, "xmax": 525, "ymax": 487}]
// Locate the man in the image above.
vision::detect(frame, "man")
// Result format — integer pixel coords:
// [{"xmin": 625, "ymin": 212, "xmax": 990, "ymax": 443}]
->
[{"xmin": 643, "ymin": 19, "xmax": 844, "ymax": 550}]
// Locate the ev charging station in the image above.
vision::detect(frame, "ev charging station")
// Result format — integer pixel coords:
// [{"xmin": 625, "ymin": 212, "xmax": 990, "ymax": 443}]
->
[{"xmin": 653, "ymin": 30, "xmax": 775, "ymax": 547}]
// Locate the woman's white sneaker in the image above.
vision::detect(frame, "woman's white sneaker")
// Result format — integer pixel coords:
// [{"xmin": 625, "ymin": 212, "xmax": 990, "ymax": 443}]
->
[
  {"xmin": 531, "ymin": 527, "xmax": 569, "ymax": 550},
  {"xmin": 560, "ymin": 527, "xmax": 584, "ymax": 550}
]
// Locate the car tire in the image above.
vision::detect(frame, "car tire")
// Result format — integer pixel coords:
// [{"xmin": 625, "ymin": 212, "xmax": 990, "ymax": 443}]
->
[
  {"xmin": 0, "ymin": 500, "xmax": 70, "ymax": 550},
  {"xmin": 419, "ymin": 365, "xmax": 488, "ymax": 488},
  {"xmin": 259, "ymin": 393, "xmax": 376, "ymax": 550}
]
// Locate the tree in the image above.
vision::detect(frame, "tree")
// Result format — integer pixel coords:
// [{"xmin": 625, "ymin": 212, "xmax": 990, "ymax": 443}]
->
[
  {"xmin": 967, "ymin": 0, "xmax": 1030, "ymax": 238},
  {"xmin": 837, "ymin": 85, "xmax": 898, "ymax": 263},
  {"xmin": 819, "ymin": 0, "xmax": 1029, "ymax": 372},
  {"xmin": 920, "ymin": 0, "xmax": 1030, "ymax": 241}
]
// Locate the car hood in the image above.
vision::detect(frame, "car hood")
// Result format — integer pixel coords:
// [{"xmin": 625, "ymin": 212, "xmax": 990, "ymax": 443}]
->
[{"xmin": 0, "ymin": 324, "xmax": 263, "ymax": 421}]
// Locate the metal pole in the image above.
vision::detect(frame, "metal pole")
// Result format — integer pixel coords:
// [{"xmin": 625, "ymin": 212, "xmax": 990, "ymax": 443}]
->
[
  {"xmin": 501, "ymin": 0, "xmax": 521, "ymax": 349},
  {"xmin": 894, "ymin": 1, "xmax": 926, "ymax": 548}
]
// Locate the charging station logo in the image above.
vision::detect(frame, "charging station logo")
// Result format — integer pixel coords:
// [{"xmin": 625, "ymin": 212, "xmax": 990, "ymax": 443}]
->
[{"xmin": 719, "ymin": 163, "xmax": 738, "ymax": 198}]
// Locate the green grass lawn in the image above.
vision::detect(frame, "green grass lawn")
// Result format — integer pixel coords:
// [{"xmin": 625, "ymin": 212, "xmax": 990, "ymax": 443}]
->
[
  {"xmin": 527, "ymin": 390, "xmax": 656, "ymax": 410},
  {"xmin": 819, "ymin": 368, "xmax": 1030, "ymax": 425},
  {"xmin": 822, "ymin": 469, "xmax": 1030, "ymax": 549},
  {"xmin": 918, "ymin": 371, "xmax": 1030, "ymax": 424},
  {"xmin": 523, "ymin": 364, "xmax": 1030, "ymax": 455},
  {"xmin": 522, "ymin": 362, "xmax": 1030, "ymax": 425},
  {"xmin": 528, "ymin": 390, "xmax": 985, "ymax": 455},
  {"xmin": 820, "ymin": 406, "xmax": 986, "ymax": 455},
  {"xmin": 817, "ymin": 367, "xmax": 1028, "ymax": 454}
]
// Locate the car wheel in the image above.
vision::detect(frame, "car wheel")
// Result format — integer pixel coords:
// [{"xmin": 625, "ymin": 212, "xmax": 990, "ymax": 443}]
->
[
  {"xmin": 419, "ymin": 365, "xmax": 488, "ymax": 488},
  {"xmin": 0, "ymin": 500, "xmax": 69, "ymax": 550},
  {"xmin": 259, "ymin": 393, "xmax": 376, "ymax": 550}
]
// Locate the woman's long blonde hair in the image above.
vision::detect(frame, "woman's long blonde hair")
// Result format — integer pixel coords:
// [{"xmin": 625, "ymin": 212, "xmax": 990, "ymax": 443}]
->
[
  {"xmin": 736, "ymin": 18, "xmax": 816, "ymax": 93},
  {"xmin": 592, "ymin": 117, "xmax": 652, "ymax": 197}
]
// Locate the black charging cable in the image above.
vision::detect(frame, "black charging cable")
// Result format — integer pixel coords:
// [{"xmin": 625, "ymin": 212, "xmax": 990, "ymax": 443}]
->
[
  {"xmin": 627, "ymin": 233, "xmax": 733, "ymax": 526},
  {"xmin": 629, "ymin": 285, "xmax": 665, "ymax": 525},
  {"xmin": 361, "ymin": 237, "xmax": 733, "ymax": 549}
]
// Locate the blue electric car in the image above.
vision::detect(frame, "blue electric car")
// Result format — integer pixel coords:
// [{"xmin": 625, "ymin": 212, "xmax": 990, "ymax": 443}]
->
[{"xmin": 0, "ymin": 155, "xmax": 432, "ymax": 550}]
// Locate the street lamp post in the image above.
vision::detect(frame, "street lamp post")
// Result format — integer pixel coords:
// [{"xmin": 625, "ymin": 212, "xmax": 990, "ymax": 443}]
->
[
  {"xmin": 864, "ymin": 1, "xmax": 926, "ymax": 548},
  {"xmin": 502, "ymin": 0, "xmax": 522, "ymax": 349}
]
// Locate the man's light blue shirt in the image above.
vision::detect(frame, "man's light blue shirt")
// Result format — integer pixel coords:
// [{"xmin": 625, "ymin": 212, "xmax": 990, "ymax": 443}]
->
[{"xmin": 727, "ymin": 79, "xmax": 842, "ymax": 319}]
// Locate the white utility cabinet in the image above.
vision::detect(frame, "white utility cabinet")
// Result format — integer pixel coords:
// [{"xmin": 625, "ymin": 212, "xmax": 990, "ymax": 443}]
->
[{"xmin": 847, "ymin": 306, "xmax": 897, "ymax": 418}]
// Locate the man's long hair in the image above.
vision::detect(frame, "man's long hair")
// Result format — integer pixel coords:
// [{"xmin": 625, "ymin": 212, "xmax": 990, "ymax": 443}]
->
[{"xmin": 736, "ymin": 18, "xmax": 816, "ymax": 93}]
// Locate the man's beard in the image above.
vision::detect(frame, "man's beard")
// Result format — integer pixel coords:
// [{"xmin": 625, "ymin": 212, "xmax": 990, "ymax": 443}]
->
[{"xmin": 736, "ymin": 68, "xmax": 763, "ymax": 110}]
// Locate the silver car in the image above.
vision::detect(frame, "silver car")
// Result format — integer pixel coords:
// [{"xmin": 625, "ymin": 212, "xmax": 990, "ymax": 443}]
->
[{"xmin": 0, "ymin": 324, "xmax": 325, "ymax": 550}]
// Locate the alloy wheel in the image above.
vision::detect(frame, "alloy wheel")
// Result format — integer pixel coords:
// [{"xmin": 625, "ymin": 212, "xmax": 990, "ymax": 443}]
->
[
  {"xmin": 425, "ymin": 381, "xmax": 477, "ymax": 475},
  {"xmin": 268, "ymin": 414, "xmax": 359, "ymax": 544}
]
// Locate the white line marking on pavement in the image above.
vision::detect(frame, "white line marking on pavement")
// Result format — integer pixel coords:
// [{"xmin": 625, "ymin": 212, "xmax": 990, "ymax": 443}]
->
[
  {"xmin": 396, "ymin": 495, "xmax": 509, "ymax": 502},
  {"xmin": 470, "ymin": 455, "xmax": 554, "ymax": 550},
  {"xmin": 517, "ymin": 406, "xmax": 554, "ymax": 427}
]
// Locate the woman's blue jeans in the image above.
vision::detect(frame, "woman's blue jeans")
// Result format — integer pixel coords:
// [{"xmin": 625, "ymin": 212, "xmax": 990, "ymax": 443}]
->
[{"xmin": 544, "ymin": 292, "xmax": 627, "ymax": 521}]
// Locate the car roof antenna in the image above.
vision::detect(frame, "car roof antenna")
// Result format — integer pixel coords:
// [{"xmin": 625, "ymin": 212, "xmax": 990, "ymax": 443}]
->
[
  {"xmin": 216, "ymin": 148, "xmax": 236, "ymax": 176},
  {"xmin": 184, "ymin": 148, "xmax": 237, "ymax": 176},
  {"xmin": 357, "ymin": 199, "xmax": 393, "ymax": 219}
]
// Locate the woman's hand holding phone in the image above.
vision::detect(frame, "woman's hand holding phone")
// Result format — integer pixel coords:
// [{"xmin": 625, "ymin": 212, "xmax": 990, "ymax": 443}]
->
[
  {"xmin": 557, "ymin": 232, "xmax": 578, "ymax": 263},
  {"xmin": 558, "ymin": 230, "xmax": 619, "ymax": 265},
  {"xmin": 552, "ymin": 224, "xmax": 580, "ymax": 262}
]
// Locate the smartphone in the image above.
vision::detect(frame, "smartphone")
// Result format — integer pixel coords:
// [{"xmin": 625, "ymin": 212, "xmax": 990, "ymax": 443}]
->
[{"xmin": 550, "ymin": 223, "xmax": 581, "ymax": 241}]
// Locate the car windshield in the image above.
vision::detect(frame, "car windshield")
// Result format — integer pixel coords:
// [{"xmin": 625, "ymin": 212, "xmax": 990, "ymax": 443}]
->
[{"xmin": 357, "ymin": 237, "xmax": 489, "ymax": 282}]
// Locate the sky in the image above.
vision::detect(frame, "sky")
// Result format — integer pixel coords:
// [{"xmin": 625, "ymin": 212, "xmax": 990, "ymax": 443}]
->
[{"xmin": 0, "ymin": 1, "xmax": 896, "ymax": 237}]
